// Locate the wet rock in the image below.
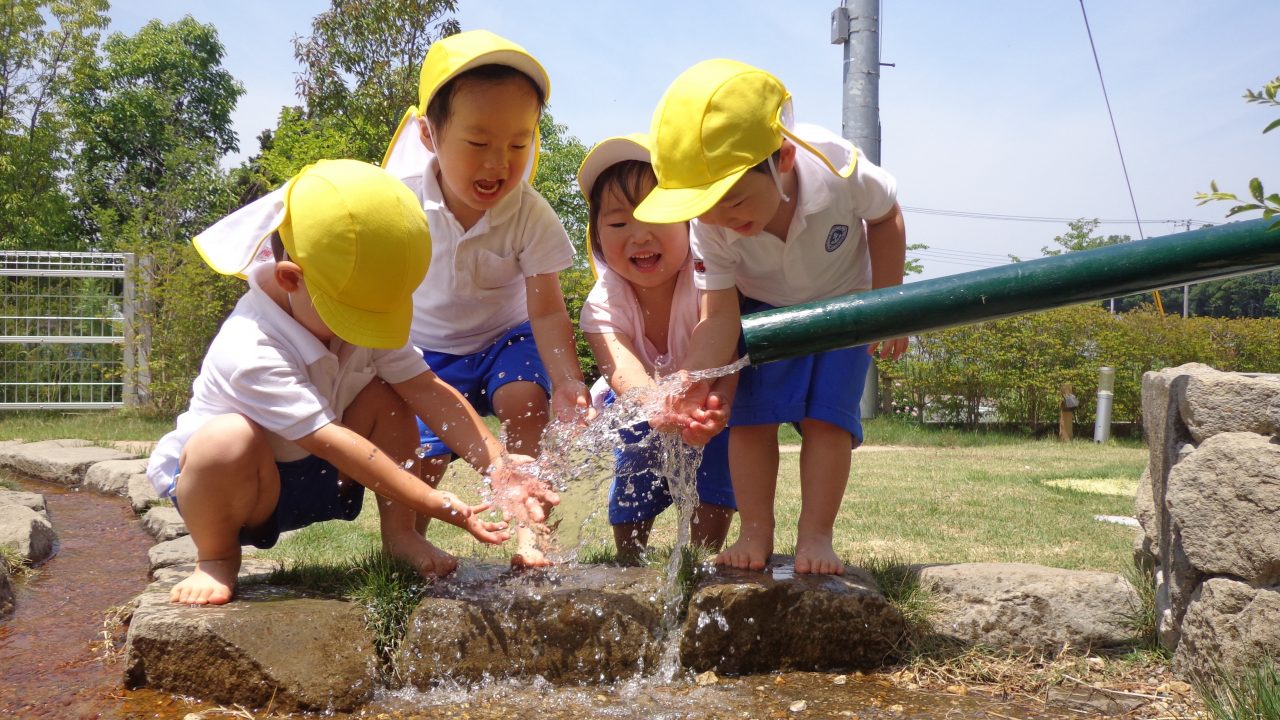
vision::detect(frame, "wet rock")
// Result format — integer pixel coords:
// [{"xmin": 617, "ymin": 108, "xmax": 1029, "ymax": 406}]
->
[
  {"xmin": 141, "ymin": 506, "xmax": 187, "ymax": 542},
  {"xmin": 0, "ymin": 440, "xmax": 135, "ymax": 486},
  {"xmin": 0, "ymin": 488, "xmax": 48, "ymax": 518},
  {"xmin": 0, "ymin": 503, "xmax": 56, "ymax": 564},
  {"xmin": 124, "ymin": 572, "xmax": 376, "ymax": 712},
  {"xmin": 0, "ymin": 565, "xmax": 12, "ymax": 618},
  {"xmin": 84, "ymin": 458, "xmax": 149, "ymax": 497},
  {"xmin": 1173, "ymin": 578, "xmax": 1280, "ymax": 682},
  {"xmin": 915, "ymin": 563, "xmax": 1140, "ymax": 653},
  {"xmin": 127, "ymin": 472, "xmax": 160, "ymax": 514},
  {"xmin": 397, "ymin": 562, "xmax": 665, "ymax": 685},
  {"xmin": 1165, "ymin": 432, "xmax": 1280, "ymax": 587},
  {"xmin": 680, "ymin": 559, "xmax": 904, "ymax": 674}
]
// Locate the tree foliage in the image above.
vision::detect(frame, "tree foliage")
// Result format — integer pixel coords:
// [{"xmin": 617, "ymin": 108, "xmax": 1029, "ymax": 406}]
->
[
  {"xmin": 0, "ymin": 0, "xmax": 108, "ymax": 250},
  {"xmin": 67, "ymin": 17, "xmax": 243, "ymax": 247},
  {"xmin": 1196, "ymin": 75, "xmax": 1280, "ymax": 230},
  {"xmin": 291, "ymin": 0, "xmax": 459, "ymax": 163}
]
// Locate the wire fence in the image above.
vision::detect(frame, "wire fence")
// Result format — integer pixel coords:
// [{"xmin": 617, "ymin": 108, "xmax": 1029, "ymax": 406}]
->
[{"xmin": 0, "ymin": 251, "xmax": 143, "ymax": 410}]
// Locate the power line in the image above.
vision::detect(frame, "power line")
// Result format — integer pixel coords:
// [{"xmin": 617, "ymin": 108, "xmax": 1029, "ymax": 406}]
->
[
  {"xmin": 902, "ymin": 205, "xmax": 1212, "ymax": 228},
  {"xmin": 1079, "ymin": 0, "xmax": 1145, "ymax": 241}
]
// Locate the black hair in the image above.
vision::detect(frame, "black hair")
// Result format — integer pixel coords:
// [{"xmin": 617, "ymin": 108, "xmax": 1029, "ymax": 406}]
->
[
  {"xmin": 587, "ymin": 160, "xmax": 658, "ymax": 262},
  {"xmin": 424, "ymin": 64, "xmax": 547, "ymax": 133},
  {"xmin": 269, "ymin": 231, "xmax": 286, "ymax": 262},
  {"xmin": 748, "ymin": 148, "xmax": 783, "ymax": 174}
]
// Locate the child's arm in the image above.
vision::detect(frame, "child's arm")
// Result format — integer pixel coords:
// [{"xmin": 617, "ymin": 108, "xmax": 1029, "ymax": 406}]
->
[
  {"xmin": 294, "ymin": 422, "xmax": 509, "ymax": 544},
  {"xmin": 393, "ymin": 369, "xmax": 559, "ymax": 526},
  {"xmin": 526, "ymin": 271, "xmax": 594, "ymax": 423},
  {"xmin": 666, "ymin": 287, "xmax": 741, "ymax": 427},
  {"xmin": 585, "ymin": 330, "xmax": 682, "ymax": 431},
  {"xmin": 866, "ymin": 202, "xmax": 909, "ymax": 360}
]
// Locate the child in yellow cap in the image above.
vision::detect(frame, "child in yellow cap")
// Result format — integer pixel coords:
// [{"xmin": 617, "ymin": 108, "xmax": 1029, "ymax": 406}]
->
[
  {"xmin": 383, "ymin": 30, "xmax": 589, "ymax": 567},
  {"xmin": 577, "ymin": 135, "xmax": 737, "ymax": 563},
  {"xmin": 635, "ymin": 60, "xmax": 909, "ymax": 576},
  {"xmin": 147, "ymin": 159, "xmax": 557, "ymax": 605}
]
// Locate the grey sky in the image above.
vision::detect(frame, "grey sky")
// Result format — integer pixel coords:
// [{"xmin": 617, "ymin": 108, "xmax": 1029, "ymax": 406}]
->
[{"xmin": 109, "ymin": 1, "xmax": 1278, "ymax": 280}]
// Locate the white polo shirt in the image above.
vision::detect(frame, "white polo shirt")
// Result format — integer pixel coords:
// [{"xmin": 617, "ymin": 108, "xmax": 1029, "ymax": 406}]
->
[
  {"xmin": 689, "ymin": 123, "xmax": 897, "ymax": 306},
  {"xmin": 145, "ymin": 264, "xmax": 430, "ymax": 499},
  {"xmin": 397, "ymin": 156, "xmax": 575, "ymax": 355}
]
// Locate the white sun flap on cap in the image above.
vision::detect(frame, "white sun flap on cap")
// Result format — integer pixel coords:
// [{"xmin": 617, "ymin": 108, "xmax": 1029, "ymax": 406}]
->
[{"xmin": 192, "ymin": 185, "xmax": 288, "ymax": 277}]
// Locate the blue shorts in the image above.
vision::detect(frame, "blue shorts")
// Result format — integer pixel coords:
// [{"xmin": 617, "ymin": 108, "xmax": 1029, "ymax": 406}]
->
[
  {"xmin": 173, "ymin": 454, "xmax": 364, "ymax": 550},
  {"xmin": 731, "ymin": 298, "xmax": 872, "ymax": 443},
  {"xmin": 417, "ymin": 321, "xmax": 551, "ymax": 457},
  {"xmin": 606, "ymin": 391, "xmax": 736, "ymax": 525}
]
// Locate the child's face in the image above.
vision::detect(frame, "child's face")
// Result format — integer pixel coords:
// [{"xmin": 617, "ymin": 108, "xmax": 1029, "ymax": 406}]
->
[
  {"xmin": 597, "ymin": 181, "xmax": 690, "ymax": 289},
  {"xmin": 420, "ymin": 76, "xmax": 540, "ymax": 228},
  {"xmin": 696, "ymin": 170, "xmax": 784, "ymax": 237}
]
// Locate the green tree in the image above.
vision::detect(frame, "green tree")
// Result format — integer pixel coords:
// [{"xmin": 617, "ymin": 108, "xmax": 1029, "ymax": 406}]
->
[
  {"xmin": 291, "ymin": 0, "xmax": 459, "ymax": 163},
  {"xmin": 0, "ymin": 0, "xmax": 108, "ymax": 250},
  {"xmin": 67, "ymin": 17, "xmax": 243, "ymax": 248},
  {"xmin": 1196, "ymin": 75, "xmax": 1280, "ymax": 229}
]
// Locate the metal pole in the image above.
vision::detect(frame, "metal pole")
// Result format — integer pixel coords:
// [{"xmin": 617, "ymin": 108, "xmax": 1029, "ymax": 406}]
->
[
  {"xmin": 1093, "ymin": 366, "xmax": 1115, "ymax": 443},
  {"xmin": 742, "ymin": 218, "xmax": 1280, "ymax": 365},
  {"xmin": 834, "ymin": 0, "xmax": 883, "ymax": 418}
]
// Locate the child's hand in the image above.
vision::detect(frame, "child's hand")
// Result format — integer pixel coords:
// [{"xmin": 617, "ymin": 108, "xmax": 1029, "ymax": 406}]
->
[
  {"xmin": 681, "ymin": 391, "xmax": 730, "ymax": 446},
  {"xmin": 488, "ymin": 455, "xmax": 560, "ymax": 526},
  {"xmin": 870, "ymin": 336, "xmax": 909, "ymax": 361},
  {"xmin": 653, "ymin": 375, "xmax": 710, "ymax": 433},
  {"xmin": 551, "ymin": 379, "xmax": 596, "ymax": 424},
  {"xmin": 432, "ymin": 492, "xmax": 510, "ymax": 544}
]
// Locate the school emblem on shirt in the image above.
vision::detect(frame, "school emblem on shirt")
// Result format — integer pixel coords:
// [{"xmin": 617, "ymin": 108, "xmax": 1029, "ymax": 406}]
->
[
  {"xmin": 825, "ymin": 225, "xmax": 850, "ymax": 252},
  {"xmin": 693, "ymin": 258, "xmax": 706, "ymax": 273}
]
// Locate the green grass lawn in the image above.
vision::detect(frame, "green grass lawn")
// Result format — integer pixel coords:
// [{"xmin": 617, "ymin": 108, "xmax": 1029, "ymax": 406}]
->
[{"xmin": 3, "ymin": 409, "xmax": 1146, "ymax": 575}]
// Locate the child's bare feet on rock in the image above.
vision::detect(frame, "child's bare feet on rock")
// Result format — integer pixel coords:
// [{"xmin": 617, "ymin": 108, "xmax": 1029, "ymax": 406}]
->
[
  {"xmin": 170, "ymin": 557, "xmax": 240, "ymax": 605},
  {"xmin": 714, "ymin": 533, "xmax": 772, "ymax": 571}
]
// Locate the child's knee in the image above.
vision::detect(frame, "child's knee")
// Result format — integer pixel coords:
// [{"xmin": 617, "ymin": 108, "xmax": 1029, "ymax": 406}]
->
[
  {"xmin": 493, "ymin": 380, "xmax": 549, "ymax": 419},
  {"xmin": 182, "ymin": 414, "xmax": 270, "ymax": 471}
]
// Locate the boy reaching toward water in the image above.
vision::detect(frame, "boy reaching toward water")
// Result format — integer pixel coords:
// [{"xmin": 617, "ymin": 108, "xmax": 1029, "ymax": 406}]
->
[
  {"xmin": 635, "ymin": 60, "xmax": 909, "ymax": 575},
  {"xmin": 577, "ymin": 135, "xmax": 737, "ymax": 563},
  {"xmin": 382, "ymin": 30, "xmax": 591, "ymax": 568},
  {"xmin": 146, "ymin": 160, "xmax": 556, "ymax": 605}
]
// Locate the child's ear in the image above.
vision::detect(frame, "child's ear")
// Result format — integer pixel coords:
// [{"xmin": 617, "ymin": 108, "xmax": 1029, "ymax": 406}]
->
[
  {"xmin": 274, "ymin": 260, "xmax": 304, "ymax": 293},
  {"xmin": 418, "ymin": 116, "xmax": 437, "ymax": 153},
  {"xmin": 778, "ymin": 139, "xmax": 798, "ymax": 174}
]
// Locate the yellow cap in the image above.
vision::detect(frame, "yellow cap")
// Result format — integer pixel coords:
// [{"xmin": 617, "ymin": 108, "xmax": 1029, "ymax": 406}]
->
[
  {"xmin": 577, "ymin": 133, "xmax": 654, "ymax": 278},
  {"xmin": 383, "ymin": 30, "xmax": 549, "ymax": 178},
  {"xmin": 278, "ymin": 160, "xmax": 430, "ymax": 349},
  {"xmin": 635, "ymin": 59, "xmax": 855, "ymax": 223}
]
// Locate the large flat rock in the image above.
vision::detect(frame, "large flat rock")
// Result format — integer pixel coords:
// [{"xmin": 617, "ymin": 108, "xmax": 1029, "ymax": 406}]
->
[
  {"xmin": 0, "ymin": 440, "xmax": 136, "ymax": 486},
  {"xmin": 124, "ymin": 565, "xmax": 375, "ymax": 713},
  {"xmin": 397, "ymin": 561, "xmax": 666, "ymax": 685},
  {"xmin": 680, "ymin": 558, "xmax": 904, "ymax": 673}
]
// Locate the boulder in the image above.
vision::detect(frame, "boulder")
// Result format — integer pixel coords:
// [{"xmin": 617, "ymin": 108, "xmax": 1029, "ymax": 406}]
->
[
  {"xmin": 1178, "ymin": 371, "xmax": 1280, "ymax": 443},
  {"xmin": 141, "ymin": 506, "xmax": 187, "ymax": 542},
  {"xmin": 0, "ymin": 489, "xmax": 48, "ymax": 518},
  {"xmin": 148, "ymin": 535, "xmax": 197, "ymax": 572},
  {"xmin": 1174, "ymin": 578, "xmax": 1280, "ymax": 682},
  {"xmin": 915, "ymin": 563, "xmax": 1141, "ymax": 653},
  {"xmin": 124, "ymin": 572, "xmax": 376, "ymax": 713},
  {"xmin": 1166, "ymin": 432, "xmax": 1280, "ymax": 587},
  {"xmin": 127, "ymin": 472, "xmax": 160, "ymax": 515},
  {"xmin": 0, "ymin": 565, "xmax": 13, "ymax": 618},
  {"xmin": 0, "ymin": 440, "xmax": 134, "ymax": 486},
  {"xmin": 397, "ymin": 561, "xmax": 665, "ymax": 685},
  {"xmin": 680, "ymin": 559, "xmax": 903, "ymax": 674},
  {"xmin": 0, "ymin": 503, "xmax": 56, "ymax": 564},
  {"xmin": 84, "ymin": 458, "xmax": 149, "ymax": 497}
]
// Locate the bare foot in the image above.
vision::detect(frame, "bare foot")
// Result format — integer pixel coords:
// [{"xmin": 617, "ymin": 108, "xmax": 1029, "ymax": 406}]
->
[
  {"xmin": 714, "ymin": 534, "xmax": 772, "ymax": 571},
  {"xmin": 170, "ymin": 557, "xmax": 240, "ymax": 605},
  {"xmin": 384, "ymin": 530, "xmax": 459, "ymax": 578},
  {"xmin": 795, "ymin": 536, "xmax": 846, "ymax": 575},
  {"xmin": 510, "ymin": 525, "xmax": 554, "ymax": 569}
]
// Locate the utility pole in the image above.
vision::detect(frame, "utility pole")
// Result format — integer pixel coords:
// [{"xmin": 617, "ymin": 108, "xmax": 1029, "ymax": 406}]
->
[{"xmin": 833, "ymin": 0, "xmax": 886, "ymax": 418}]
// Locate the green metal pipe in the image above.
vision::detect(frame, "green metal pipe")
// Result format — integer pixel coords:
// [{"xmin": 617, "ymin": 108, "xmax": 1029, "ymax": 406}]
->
[{"xmin": 741, "ymin": 218, "xmax": 1280, "ymax": 365}]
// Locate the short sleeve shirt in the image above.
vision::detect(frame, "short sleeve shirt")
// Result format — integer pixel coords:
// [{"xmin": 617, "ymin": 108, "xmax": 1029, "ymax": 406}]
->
[
  {"xmin": 690, "ymin": 124, "xmax": 898, "ymax": 306},
  {"xmin": 145, "ymin": 264, "xmax": 429, "ymax": 499},
  {"xmin": 397, "ymin": 156, "xmax": 575, "ymax": 355},
  {"xmin": 579, "ymin": 258, "xmax": 700, "ymax": 376}
]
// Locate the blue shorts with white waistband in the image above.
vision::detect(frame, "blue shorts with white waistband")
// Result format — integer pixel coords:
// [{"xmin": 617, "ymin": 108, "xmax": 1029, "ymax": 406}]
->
[
  {"xmin": 604, "ymin": 390, "xmax": 736, "ymax": 525},
  {"xmin": 416, "ymin": 320, "xmax": 552, "ymax": 457},
  {"xmin": 731, "ymin": 298, "xmax": 872, "ymax": 443},
  {"xmin": 173, "ymin": 453, "xmax": 364, "ymax": 550}
]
